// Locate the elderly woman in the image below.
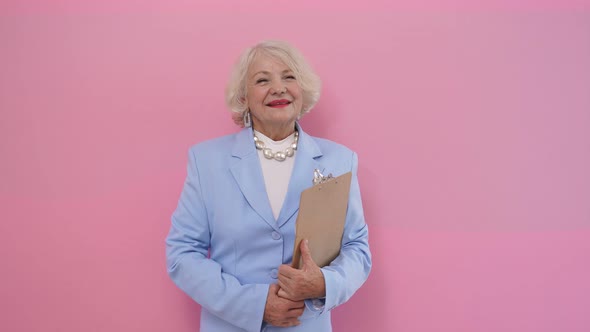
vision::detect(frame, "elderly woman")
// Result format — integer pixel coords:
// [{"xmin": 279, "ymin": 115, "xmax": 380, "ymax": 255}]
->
[{"xmin": 166, "ymin": 40, "xmax": 371, "ymax": 332}]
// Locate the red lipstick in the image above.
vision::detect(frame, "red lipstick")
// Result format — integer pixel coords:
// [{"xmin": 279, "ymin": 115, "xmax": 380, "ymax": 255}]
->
[{"xmin": 267, "ymin": 99, "xmax": 291, "ymax": 108}]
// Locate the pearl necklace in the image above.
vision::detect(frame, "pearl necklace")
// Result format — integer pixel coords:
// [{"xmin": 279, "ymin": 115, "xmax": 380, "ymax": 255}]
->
[{"xmin": 253, "ymin": 131, "xmax": 299, "ymax": 161}]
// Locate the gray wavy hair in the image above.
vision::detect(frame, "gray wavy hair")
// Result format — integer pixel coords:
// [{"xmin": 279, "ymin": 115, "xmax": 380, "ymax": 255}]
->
[{"xmin": 225, "ymin": 40, "xmax": 322, "ymax": 127}]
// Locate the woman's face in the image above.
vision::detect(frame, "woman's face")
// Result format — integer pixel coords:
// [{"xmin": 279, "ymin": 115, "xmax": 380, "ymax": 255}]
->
[{"xmin": 245, "ymin": 54, "xmax": 303, "ymax": 138}]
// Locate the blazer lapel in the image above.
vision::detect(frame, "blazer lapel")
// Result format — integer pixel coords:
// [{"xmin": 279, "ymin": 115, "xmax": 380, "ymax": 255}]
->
[
  {"xmin": 229, "ymin": 127, "xmax": 278, "ymax": 231},
  {"xmin": 277, "ymin": 124, "xmax": 323, "ymax": 228}
]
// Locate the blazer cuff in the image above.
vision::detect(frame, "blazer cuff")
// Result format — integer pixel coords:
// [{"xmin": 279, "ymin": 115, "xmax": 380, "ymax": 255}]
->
[
  {"xmin": 320, "ymin": 267, "xmax": 340, "ymax": 312},
  {"xmin": 305, "ymin": 297, "xmax": 326, "ymax": 312}
]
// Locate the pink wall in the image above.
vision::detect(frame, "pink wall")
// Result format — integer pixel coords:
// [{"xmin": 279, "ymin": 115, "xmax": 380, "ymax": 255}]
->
[{"xmin": 1, "ymin": 2, "xmax": 589, "ymax": 331}]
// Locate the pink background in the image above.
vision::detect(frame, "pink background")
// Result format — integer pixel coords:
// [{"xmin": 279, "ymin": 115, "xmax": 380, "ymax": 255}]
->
[{"xmin": 1, "ymin": 1, "xmax": 589, "ymax": 331}]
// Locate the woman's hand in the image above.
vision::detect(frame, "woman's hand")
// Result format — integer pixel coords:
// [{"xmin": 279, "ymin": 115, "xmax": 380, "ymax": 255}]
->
[
  {"xmin": 264, "ymin": 284, "xmax": 305, "ymax": 327},
  {"xmin": 277, "ymin": 239, "xmax": 326, "ymax": 301}
]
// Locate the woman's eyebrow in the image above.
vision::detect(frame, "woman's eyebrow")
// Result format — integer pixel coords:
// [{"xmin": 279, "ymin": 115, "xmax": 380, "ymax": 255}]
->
[{"xmin": 251, "ymin": 71, "xmax": 270, "ymax": 78}]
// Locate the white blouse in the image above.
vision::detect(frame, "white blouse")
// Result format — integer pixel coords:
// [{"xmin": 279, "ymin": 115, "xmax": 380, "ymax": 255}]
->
[{"xmin": 253, "ymin": 130, "xmax": 297, "ymax": 221}]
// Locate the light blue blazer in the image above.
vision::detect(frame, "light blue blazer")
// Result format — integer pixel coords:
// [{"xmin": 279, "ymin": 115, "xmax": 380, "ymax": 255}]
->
[{"xmin": 166, "ymin": 124, "xmax": 371, "ymax": 332}]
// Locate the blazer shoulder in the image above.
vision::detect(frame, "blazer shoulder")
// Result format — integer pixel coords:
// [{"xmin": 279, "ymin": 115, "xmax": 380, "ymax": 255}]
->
[{"xmin": 310, "ymin": 136, "xmax": 356, "ymax": 158}]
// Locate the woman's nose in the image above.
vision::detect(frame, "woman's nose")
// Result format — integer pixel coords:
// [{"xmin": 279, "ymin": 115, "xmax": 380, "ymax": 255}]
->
[{"xmin": 271, "ymin": 82, "xmax": 286, "ymax": 94}]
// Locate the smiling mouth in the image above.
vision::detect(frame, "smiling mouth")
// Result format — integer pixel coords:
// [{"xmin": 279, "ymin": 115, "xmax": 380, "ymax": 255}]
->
[{"xmin": 267, "ymin": 100, "xmax": 291, "ymax": 107}]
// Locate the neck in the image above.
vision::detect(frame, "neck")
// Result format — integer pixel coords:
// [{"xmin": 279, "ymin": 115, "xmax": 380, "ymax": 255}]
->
[{"xmin": 252, "ymin": 122, "xmax": 296, "ymax": 141}]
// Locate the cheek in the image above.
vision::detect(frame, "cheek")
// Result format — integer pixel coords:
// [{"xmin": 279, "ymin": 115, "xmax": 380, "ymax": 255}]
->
[
  {"xmin": 293, "ymin": 88, "xmax": 303, "ymax": 103},
  {"xmin": 292, "ymin": 85, "xmax": 303, "ymax": 99},
  {"xmin": 256, "ymin": 89, "xmax": 269, "ymax": 103},
  {"xmin": 247, "ymin": 90, "xmax": 263, "ymax": 106}
]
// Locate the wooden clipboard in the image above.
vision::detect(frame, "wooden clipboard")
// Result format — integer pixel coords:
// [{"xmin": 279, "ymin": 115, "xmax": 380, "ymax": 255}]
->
[{"xmin": 291, "ymin": 171, "xmax": 352, "ymax": 269}]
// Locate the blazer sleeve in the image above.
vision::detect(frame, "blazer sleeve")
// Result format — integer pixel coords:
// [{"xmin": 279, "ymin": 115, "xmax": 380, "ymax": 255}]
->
[
  {"xmin": 314, "ymin": 151, "xmax": 372, "ymax": 313},
  {"xmin": 165, "ymin": 148, "xmax": 269, "ymax": 332}
]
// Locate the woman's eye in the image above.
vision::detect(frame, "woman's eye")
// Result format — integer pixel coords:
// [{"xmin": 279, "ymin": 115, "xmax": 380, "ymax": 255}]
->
[
  {"xmin": 256, "ymin": 78, "xmax": 268, "ymax": 84},
  {"xmin": 285, "ymin": 75, "xmax": 296, "ymax": 80}
]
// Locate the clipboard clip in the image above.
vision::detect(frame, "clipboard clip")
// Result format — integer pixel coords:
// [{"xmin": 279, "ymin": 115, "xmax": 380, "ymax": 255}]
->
[{"xmin": 313, "ymin": 168, "xmax": 334, "ymax": 186}]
